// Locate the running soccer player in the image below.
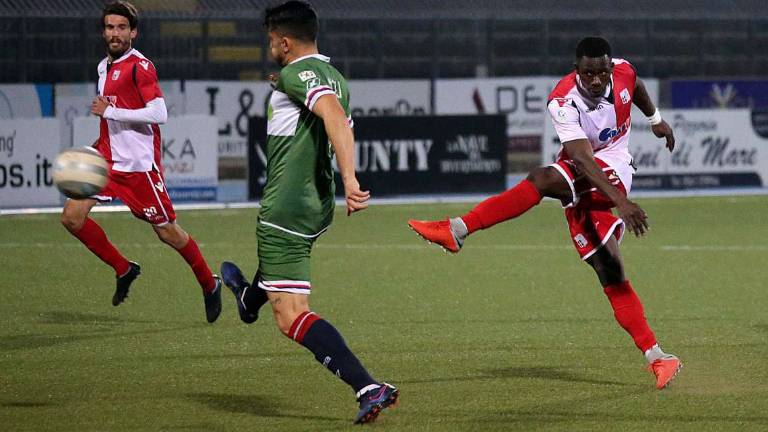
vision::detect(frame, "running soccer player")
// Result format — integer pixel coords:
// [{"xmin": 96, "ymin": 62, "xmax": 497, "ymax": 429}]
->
[
  {"xmin": 409, "ymin": 37, "xmax": 682, "ymax": 389},
  {"xmin": 59, "ymin": 1, "xmax": 222, "ymax": 323},
  {"xmin": 219, "ymin": 1, "xmax": 398, "ymax": 424}
]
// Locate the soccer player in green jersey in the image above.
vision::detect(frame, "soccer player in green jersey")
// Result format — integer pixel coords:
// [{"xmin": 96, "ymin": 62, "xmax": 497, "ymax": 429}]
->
[{"xmin": 220, "ymin": 1, "xmax": 398, "ymax": 424}]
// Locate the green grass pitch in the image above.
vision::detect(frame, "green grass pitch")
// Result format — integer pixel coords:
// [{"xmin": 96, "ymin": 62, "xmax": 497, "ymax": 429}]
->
[{"xmin": 1, "ymin": 195, "xmax": 767, "ymax": 431}]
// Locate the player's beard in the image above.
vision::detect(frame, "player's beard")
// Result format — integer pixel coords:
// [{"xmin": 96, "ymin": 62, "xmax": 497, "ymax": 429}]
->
[
  {"xmin": 271, "ymin": 52, "xmax": 287, "ymax": 67},
  {"xmin": 106, "ymin": 37, "xmax": 131, "ymax": 59}
]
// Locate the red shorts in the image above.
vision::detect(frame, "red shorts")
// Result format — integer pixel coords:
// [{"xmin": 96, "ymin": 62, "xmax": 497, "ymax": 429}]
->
[
  {"xmin": 549, "ymin": 157, "xmax": 626, "ymax": 260},
  {"xmin": 93, "ymin": 168, "xmax": 176, "ymax": 226}
]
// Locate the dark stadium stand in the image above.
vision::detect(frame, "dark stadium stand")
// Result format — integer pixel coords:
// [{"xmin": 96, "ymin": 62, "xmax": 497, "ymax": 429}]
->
[{"xmin": 0, "ymin": 0, "xmax": 764, "ymax": 82}]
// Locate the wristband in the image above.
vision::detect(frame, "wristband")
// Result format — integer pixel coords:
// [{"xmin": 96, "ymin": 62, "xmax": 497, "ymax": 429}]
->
[{"xmin": 647, "ymin": 109, "xmax": 662, "ymax": 126}]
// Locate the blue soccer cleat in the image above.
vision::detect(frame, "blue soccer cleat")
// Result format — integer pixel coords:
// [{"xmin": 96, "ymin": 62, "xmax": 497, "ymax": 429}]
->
[
  {"xmin": 203, "ymin": 275, "xmax": 222, "ymax": 323},
  {"xmin": 220, "ymin": 261, "xmax": 266, "ymax": 324},
  {"xmin": 354, "ymin": 383, "xmax": 399, "ymax": 424}
]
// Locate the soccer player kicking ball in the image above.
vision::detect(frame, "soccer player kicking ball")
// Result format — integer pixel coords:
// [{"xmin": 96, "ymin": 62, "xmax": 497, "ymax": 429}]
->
[
  {"xmin": 60, "ymin": 1, "xmax": 222, "ymax": 322},
  {"xmin": 409, "ymin": 37, "xmax": 682, "ymax": 390},
  {"xmin": 219, "ymin": 1, "xmax": 398, "ymax": 424}
]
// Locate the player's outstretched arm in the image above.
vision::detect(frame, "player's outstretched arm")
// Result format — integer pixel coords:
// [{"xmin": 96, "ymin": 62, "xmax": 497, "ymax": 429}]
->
[
  {"xmin": 564, "ymin": 138, "xmax": 649, "ymax": 237},
  {"xmin": 312, "ymin": 94, "xmax": 370, "ymax": 216},
  {"xmin": 634, "ymin": 79, "xmax": 675, "ymax": 152}
]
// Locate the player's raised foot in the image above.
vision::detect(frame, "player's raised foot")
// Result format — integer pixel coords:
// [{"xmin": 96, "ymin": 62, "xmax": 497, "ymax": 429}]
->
[
  {"xmin": 648, "ymin": 354, "xmax": 682, "ymax": 389},
  {"xmin": 203, "ymin": 275, "xmax": 223, "ymax": 323},
  {"xmin": 354, "ymin": 383, "xmax": 399, "ymax": 424},
  {"xmin": 220, "ymin": 261, "xmax": 266, "ymax": 324},
  {"xmin": 113, "ymin": 261, "xmax": 141, "ymax": 306},
  {"xmin": 407, "ymin": 219, "xmax": 463, "ymax": 253}
]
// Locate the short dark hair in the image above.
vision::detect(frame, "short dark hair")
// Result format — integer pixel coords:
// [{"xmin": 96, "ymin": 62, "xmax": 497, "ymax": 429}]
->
[
  {"xmin": 576, "ymin": 37, "xmax": 611, "ymax": 59},
  {"xmin": 102, "ymin": 1, "xmax": 139, "ymax": 29},
  {"xmin": 264, "ymin": 1, "xmax": 318, "ymax": 42}
]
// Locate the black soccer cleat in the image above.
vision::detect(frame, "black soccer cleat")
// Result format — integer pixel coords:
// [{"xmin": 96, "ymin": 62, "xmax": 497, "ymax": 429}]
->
[
  {"xmin": 354, "ymin": 383, "xmax": 399, "ymax": 424},
  {"xmin": 113, "ymin": 261, "xmax": 141, "ymax": 306},
  {"xmin": 220, "ymin": 261, "xmax": 267, "ymax": 324},
  {"xmin": 203, "ymin": 275, "xmax": 223, "ymax": 323}
]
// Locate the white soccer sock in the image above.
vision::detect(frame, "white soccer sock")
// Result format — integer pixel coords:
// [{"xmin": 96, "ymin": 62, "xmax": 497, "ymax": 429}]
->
[
  {"xmin": 355, "ymin": 383, "xmax": 381, "ymax": 399},
  {"xmin": 644, "ymin": 344, "xmax": 666, "ymax": 363},
  {"xmin": 449, "ymin": 217, "xmax": 468, "ymax": 246}
]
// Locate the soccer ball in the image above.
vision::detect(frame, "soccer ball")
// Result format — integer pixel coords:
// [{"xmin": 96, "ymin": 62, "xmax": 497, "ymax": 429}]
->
[{"xmin": 52, "ymin": 147, "xmax": 109, "ymax": 199}]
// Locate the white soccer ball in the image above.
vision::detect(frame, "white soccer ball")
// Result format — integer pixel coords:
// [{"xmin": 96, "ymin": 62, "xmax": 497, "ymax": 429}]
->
[{"xmin": 52, "ymin": 147, "xmax": 108, "ymax": 199}]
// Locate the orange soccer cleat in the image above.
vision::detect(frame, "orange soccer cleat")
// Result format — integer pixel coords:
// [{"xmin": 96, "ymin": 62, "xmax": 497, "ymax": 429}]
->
[
  {"xmin": 407, "ymin": 219, "xmax": 463, "ymax": 253},
  {"xmin": 648, "ymin": 355, "xmax": 682, "ymax": 389}
]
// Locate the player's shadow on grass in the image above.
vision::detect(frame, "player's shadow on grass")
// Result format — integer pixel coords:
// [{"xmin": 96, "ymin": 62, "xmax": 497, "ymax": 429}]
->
[
  {"xmin": 0, "ymin": 324, "xmax": 192, "ymax": 351},
  {"xmin": 401, "ymin": 366, "xmax": 628, "ymax": 386},
  {"xmin": 185, "ymin": 393, "xmax": 344, "ymax": 422},
  {"xmin": 38, "ymin": 310, "xmax": 166, "ymax": 325},
  {"xmin": 1, "ymin": 401, "xmax": 55, "ymax": 408},
  {"xmin": 485, "ymin": 366, "xmax": 629, "ymax": 386}
]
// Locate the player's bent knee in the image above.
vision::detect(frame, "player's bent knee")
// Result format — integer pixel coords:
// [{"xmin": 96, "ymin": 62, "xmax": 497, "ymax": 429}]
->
[
  {"xmin": 272, "ymin": 308, "xmax": 300, "ymax": 336},
  {"xmin": 153, "ymin": 224, "xmax": 187, "ymax": 249},
  {"xmin": 269, "ymin": 296, "xmax": 310, "ymax": 336},
  {"xmin": 153, "ymin": 227, "xmax": 172, "ymax": 244},
  {"xmin": 527, "ymin": 166, "xmax": 567, "ymax": 198},
  {"xmin": 60, "ymin": 210, "xmax": 85, "ymax": 233}
]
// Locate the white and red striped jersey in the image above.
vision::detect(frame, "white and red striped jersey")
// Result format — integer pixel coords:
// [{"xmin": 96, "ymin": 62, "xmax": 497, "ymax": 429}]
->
[
  {"xmin": 547, "ymin": 58, "xmax": 637, "ymax": 165},
  {"xmin": 96, "ymin": 48, "xmax": 164, "ymax": 172}
]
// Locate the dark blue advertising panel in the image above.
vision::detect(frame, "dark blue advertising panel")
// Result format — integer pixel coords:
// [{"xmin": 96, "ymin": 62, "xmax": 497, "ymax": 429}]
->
[
  {"xmin": 670, "ymin": 80, "xmax": 768, "ymax": 109},
  {"xmin": 248, "ymin": 115, "xmax": 507, "ymax": 199}
]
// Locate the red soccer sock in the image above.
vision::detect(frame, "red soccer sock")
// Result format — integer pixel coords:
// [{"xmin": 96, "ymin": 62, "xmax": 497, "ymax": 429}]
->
[
  {"xmin": 72, "ymin": 218, "xmax": 131, "ymax": 276},
  {"xmin": 461, "ymin": 179, "xmax": 542, "ymax": 233},
  {"xmin": 604, "ymin": 280, "xmax": 657, "ymax": 352},
  {"xmin": 177, "ymin": 237, "xmax": 216, "ymax": 293}
]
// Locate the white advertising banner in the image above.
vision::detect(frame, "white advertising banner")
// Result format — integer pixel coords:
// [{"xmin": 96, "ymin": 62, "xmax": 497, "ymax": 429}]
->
[
  {"xmin": 55, "ymin": 81, "xmax": 184, "ymax": 149},
  {"xmin": 348, "ymin": 80, "xmax": 431, "ymax": 117},
  {"xmin": 0, "ymin": 84, "xmax": 53, "ymax": 119},
  {"xmin": 435, "ymin": 77, "xmax": 553, "ymax": 137},
  {"xmin": 542, "ymin": 109, "xmax": 768, "ymax": 189},
  {"xmin": 158, "ymin": 115, "xmax": 219, "ymax": 201},
  {"xmin": 184, "ymin": 81, "xmax": 273, "ymax": 158},
  {"xmin": 73, "ymin": 115, "xmax": 219, "ymax": 201},
  {"xmin": 435, "ymin": 76, "xmax": 659, "ymax": 137},
  {"xmin": 0, "ymin": 119, "xmax": 61, "ymax": 208}
]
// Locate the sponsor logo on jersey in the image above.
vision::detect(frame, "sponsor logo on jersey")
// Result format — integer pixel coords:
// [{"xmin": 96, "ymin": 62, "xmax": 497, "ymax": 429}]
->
[
  {"xmin": 306, "ymin": 78, "xmax": 320, "ymax": 90},
  {"xmin": 154, "ymin": 181, "xmax": 164, "ymax": 192},
  {"xmin": 298, "ymin": 70, "xmax": 317, "ymax": 82},
  {"xmin": 574, "ymin": 234, "xmax": 588, "ymax": 248},
  {"xmin": 620, "ymin": 88, "xmax": 630, "ymax": 104},
  {"xmin": 598, "ymin": 117, "xmax": 631, "ymax": 142},
  {"xmin": 112, "ymin": 70, "xmax": 121, "ymax": 81},
  {"xmin": 555, "ymin": 98, "xmax": 571, "ymax": 107},
  {"xmin": 139, "ymin": 60, "xmax": 149, "ymax": 71},
  {"xmin": 586, "ymin": 103, "xmax": 606, "ymax": 113}
]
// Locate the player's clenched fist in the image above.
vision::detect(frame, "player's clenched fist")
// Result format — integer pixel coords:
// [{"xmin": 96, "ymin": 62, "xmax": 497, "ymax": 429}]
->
[{"xmin": 91, "ymin": 96, "xmax": 111, "ymax": 117}]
